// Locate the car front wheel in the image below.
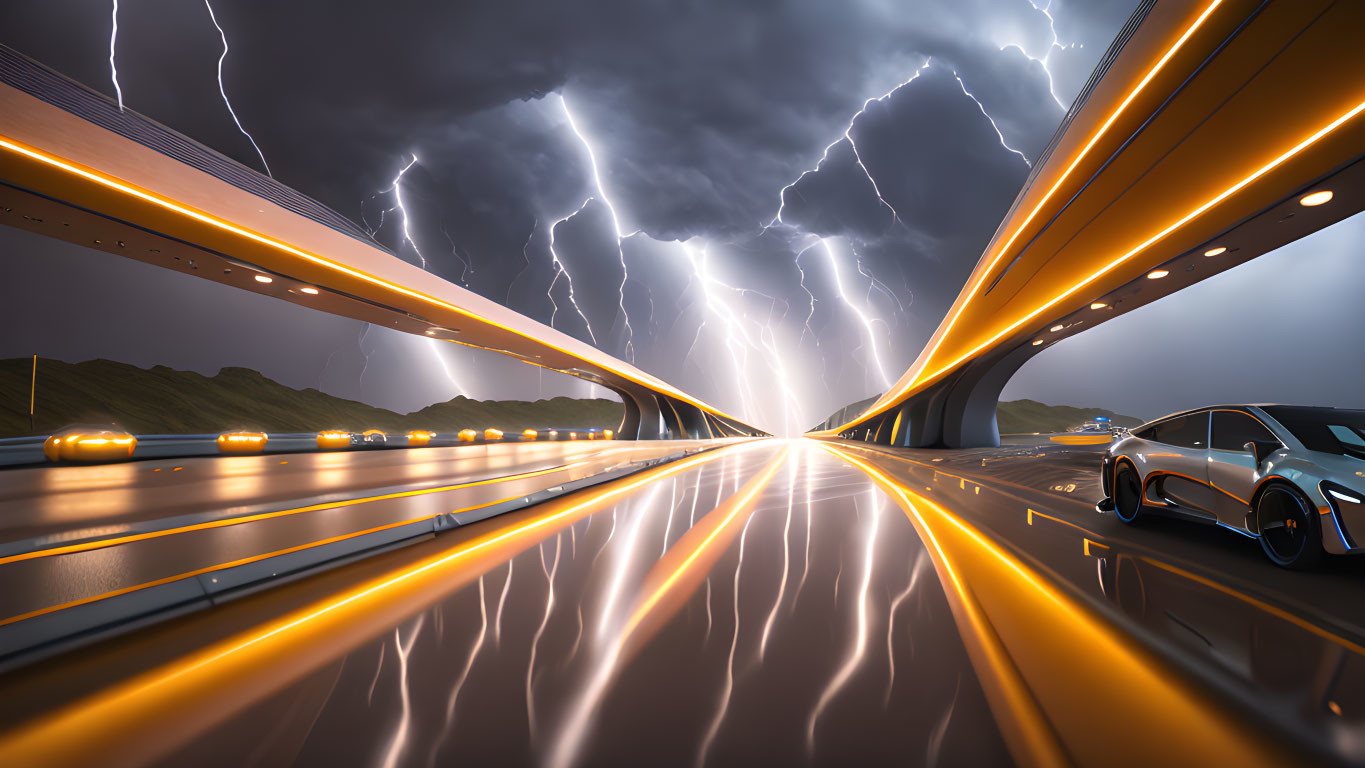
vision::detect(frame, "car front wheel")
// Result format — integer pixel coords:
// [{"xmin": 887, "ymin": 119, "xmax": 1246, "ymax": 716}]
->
[
  {"xmin": 1256, "ymin": 483, "xmax": 1324, "ymax": 570},
  {"xmin": 1114, "ymin": 461, "xmax": 1143, "ymax": 523}
]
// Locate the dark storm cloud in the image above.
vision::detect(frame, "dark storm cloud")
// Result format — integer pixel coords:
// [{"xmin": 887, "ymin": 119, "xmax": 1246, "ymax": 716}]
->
[{"xmin": 0, "ymin": 0, "xmax": 1146, "ymax": 432}]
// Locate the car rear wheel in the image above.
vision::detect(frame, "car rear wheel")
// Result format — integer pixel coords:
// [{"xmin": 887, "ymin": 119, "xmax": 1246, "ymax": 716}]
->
[
  {"xmin": 1256, "ymin": 483, "xmax": 1323, "ymax": 570},
  {"xmin": 1114, "ymin": 462, "xmax": 1143, "ymax": 523}
]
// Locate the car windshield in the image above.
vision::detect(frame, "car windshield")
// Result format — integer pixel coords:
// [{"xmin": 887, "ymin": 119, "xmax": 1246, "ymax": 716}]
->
[{"xmin": 1262, "ymin": 406, "xmax": 1365, "ymax": 460}]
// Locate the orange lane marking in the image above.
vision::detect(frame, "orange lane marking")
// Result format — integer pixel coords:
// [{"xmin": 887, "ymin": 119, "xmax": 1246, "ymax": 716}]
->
[{"xmin": 0, "ymin": 462, "xmax": 586, "ymax": 567}]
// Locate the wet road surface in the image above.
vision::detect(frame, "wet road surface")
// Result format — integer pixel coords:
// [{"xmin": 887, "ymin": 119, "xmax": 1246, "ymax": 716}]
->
[{"xmin": 0, "ymin": 438, "xmax": 1361, "ymax": 766}]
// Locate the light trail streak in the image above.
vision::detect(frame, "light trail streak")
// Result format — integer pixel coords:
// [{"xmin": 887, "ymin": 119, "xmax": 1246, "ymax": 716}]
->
[
  {"xmin": 596, "ymin": 483, "xmax": 663, "ymax": 639},
  {"xmin": 525, "ymin": 534, "xmax": 563, "ymax": 740},
  {"xmin": 203, "ymin": 0, "xmax": 271, "ymax": 176},
  {"xmin": 806, "ymin": 489, "xmax": 881, "ymax": 752},
  {"xmin": 108, "ymin": 0, "xmax": 124, "ymax": 111},
  {"xmin": 661, "ymin": 478, "xmax": 678, "ymax": 557},
  {"xmin": 379, "ymin": 614, "xmax": 425, "ymax": 768},
  {"xmin": 822, "ymin": 238, "xmax": 891, "ymax": 389}
]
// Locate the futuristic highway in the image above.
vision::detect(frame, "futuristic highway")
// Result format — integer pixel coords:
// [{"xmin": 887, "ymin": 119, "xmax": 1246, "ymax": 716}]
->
[
  {"xmin": 1, "ymin": 437, "xmax": 1361, "ymax": 767},
  {"xmin": 3, "ymin": 0, "xmax": 1365, "ymax": 765}
]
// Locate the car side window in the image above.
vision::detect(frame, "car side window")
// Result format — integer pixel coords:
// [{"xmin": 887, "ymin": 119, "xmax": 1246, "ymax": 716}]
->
[
  {"xmin": 1211, "ymin": 410, "xmax": 1278, "ymax": 452},
  {"xmin": 1133, "ymin": 425, "xmax": 1157, "ymax": 440},
  {"xmin": 1151, "ymin": 412, "xmax": 1208, "ymax": 449}
]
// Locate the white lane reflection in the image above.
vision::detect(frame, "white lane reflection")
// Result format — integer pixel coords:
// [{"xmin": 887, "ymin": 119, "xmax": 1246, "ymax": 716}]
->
[
  {"xmin": 378, "ymin": 613, "xmax": 425, "ymax": 768},
  {"xmin": 526, "ymin": 534, "xmax": 563, "ymax": 740},
  {"xmin": 694, "ymin": 509, "xmax": 760, "ymax": 768},
  {"xmin": 429, "ymin": 575, "xmax": 488, "ymax": 767},
  {"xmin": 494, "ymin": 559, "xmax": 514, "ymax": 650},
  {"xmin": 806, "ymin": 489, "xmax": 881, "ymax": 753},
  {"xmin": 884, "ymin": 551, "xmax": 928, "ymax": 707},
  {"xmin": 758, "ymin": 451, "xmax": 798, "ymax": 661}
]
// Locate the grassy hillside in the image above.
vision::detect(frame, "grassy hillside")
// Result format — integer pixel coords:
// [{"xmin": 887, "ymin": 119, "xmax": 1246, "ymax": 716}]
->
[
  {"xmin": 0, "ymin": 357, "xmax": 623, "ymax": 437},
  {"xmin": 813, "ymin": 396, "xmax": 1141, "ymax": 436},
  {"xmin": 997, "ymin": 399, "xmax": 1142, "ymax": 434}
]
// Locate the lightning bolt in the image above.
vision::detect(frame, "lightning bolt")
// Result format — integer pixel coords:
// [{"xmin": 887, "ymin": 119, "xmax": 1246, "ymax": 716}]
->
[
  {"xmin": 547, "ymin": 209, "xmax": 600, "ymax": 344},
  {"xmin": 822, "ymin": 238, "xmax": 891, "ymax": 390},
  {"xmin": 203, "ymin": 0, "xmax": 271, "ymax": 176},
  {"xmin": 1001, "ymin": 0, "xmax": 1073, "ymax": 111},
  {"xmin": 952, "ymin": 71, "xmax": 1031, "ymax": 166},
  {"xmin": 772, "ymin": 59, "xmax": 932, "ymax": 228},
  {"xmin": 679, "ymin": 241, "xmax": 805, "ymax": 434},
  {"xmin": 555, "ymin": 93, "xmax": 636, "ymax": 360},
  {"xmin": 108, "ymin": 0, "xmax": 124, "ymax": 111}
]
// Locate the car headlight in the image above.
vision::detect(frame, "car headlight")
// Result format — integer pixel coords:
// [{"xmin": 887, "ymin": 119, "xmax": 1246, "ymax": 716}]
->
[{"xmin": 1321, "ymin": 480, "xmax": 1364, "ymax": 548}]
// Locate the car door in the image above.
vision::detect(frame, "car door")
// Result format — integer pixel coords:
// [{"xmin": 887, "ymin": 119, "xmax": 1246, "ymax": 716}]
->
[
  {"xmin": 1207, "ymin": 409, "xmax": 1281, "ymax": 530},
  {"xmin": 1145, "ymin": 411, "xmax": 1217, "ymax": 518}
]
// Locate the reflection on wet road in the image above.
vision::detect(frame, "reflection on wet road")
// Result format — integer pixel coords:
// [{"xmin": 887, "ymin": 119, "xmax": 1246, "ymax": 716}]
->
[{"xmin": 1, "ymin": 437, "xmax": 1363, "ymax": 766}]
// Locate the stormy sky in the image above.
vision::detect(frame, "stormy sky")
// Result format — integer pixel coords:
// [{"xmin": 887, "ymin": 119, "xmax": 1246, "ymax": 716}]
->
[{"xmin": 3, "ymin": 0, "xmax": 1364, "ymax": 432}]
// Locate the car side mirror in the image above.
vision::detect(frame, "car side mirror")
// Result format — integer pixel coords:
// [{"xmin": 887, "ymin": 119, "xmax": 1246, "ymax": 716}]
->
[{"xmin": 1244, "ymin": 440, "xmax": 1278, "ymax": 467}]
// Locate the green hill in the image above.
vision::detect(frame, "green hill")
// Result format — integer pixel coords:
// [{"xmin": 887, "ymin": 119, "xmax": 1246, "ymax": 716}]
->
[
  {"xmin": 996, "ymin": 399, "xmax": 1142, "ymax": 434},
  {"xmin": 812, "ymin": 395, "xmax": 1141, "ymax": 436},
  {"xmin": 0, "ymin": 357, "xmax": 623, "ymax": 437}
]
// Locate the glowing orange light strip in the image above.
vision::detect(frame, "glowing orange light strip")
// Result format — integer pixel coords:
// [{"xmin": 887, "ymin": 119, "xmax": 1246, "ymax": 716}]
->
[
  {"xmin": 0, "ymin": 442, "xmax": 762, "ymax": 767},
  {"xmin": 838, "ymin": 90, "xmax": 1365, "ymax": 432},
  {"xmin": 0, "ymin": 459, "xmax": 590, "ymax": 566},
  {"xmin": 834, "ymin": 0, "xmax": 1225, "ymax": 431},
  {"xmin": 0, "ymin": 492, "xmax": 524, "ymax": 628},
  {"xmin": 0, "ymin": 135, "xmax": 746, "ymax": 426},
  {"xmin": 622, "ymin": 446, "xmax": 788, "ymax": 636}
]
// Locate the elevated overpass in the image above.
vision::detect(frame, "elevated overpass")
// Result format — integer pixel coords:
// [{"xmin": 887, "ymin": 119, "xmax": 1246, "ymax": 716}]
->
[
  {"xmin": 819, "ymin": 0, "xmax": 1365, "ymax": 447},
  {"xmin": 0, "ymin": 45, "xmax": 763, "ymax": 441}
]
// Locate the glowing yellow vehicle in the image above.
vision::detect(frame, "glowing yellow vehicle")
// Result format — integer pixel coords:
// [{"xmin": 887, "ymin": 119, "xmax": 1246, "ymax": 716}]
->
[
  {"xmin": 316, "ymin": 430, "xmax": 352, "ymax": 450},
  {"xmin": 604, "ymin": 429, "xmax": 614, "ymax": 440},
  {"xmin": 484, "ymin": 428, "xmax": 504, "ymax": 441},
  {"xmin": 522, "ymin": 428, "xmax": 538, "ymax": 441},
  {"xmin": 43, "ymin": 427, "xmax": 137, "ymax": 462},
  {"xmin": 568, "ymin": 431, "xmax": 578, "ymax": 440},
  {"xmin": 406, "ymin": 429, "xmax": 435, "ymax": 447},
  {"xmin": 457, "ymin": 428, "xmax": 479, "ymax": 442},
  {"xmin": 217, "ymin": 431, "xmax": 268, "ymax": 454}
]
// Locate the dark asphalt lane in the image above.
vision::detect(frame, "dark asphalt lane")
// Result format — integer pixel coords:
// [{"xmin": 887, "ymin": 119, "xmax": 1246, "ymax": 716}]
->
[
  {"xmin": 0, "ymin": 438, "xmax": 1361, "ymax": 766},
  {"xmin": 0, "ymin": 440, "xmax": 708, "ymax": 549}
]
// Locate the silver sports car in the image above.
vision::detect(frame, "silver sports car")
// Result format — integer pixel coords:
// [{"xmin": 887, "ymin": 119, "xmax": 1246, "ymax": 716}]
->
[{"xmin": 1097, "ymin": 405, "xmax": 1365, "ymax": 569}]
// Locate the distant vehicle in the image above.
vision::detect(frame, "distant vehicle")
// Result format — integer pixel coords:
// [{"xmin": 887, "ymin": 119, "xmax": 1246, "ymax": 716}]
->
[
  {"xmin": 43, "ymin": 425, "xmax": 136, "ymax": 462},
  {"xmin": 406, "ymin": 430, "xmax": 435, "ymax": 447},
  {"xmin": 484, "ymin": 428, "xmax": 504, "ymax": 441},
  {"xmin": 457, "ymin": 429, "xmax": 478, "ymax": 443},
  {"xmin": 316, "ymin": 431, "xmax": 352, "ymax": 450},
  {"xmin": 522, "ymin": 429, "xmax": 538, "ymax": 441},
  {"xmin": 1099, "ymin": 405, "xmax": 1365, "ymax": 568},
  {"xmin": 217, "ymin": 431, "xmax": 267, "ymax": 454},
  {"xmin": 353, "ymin": 429, "xmax": 388, "ymax": 448}
]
